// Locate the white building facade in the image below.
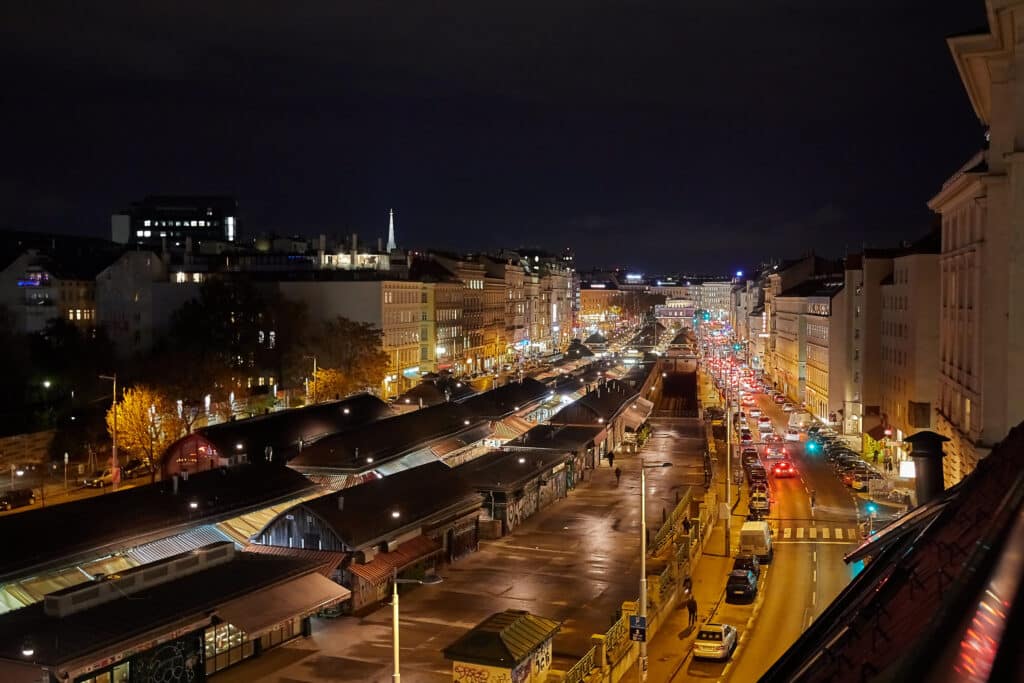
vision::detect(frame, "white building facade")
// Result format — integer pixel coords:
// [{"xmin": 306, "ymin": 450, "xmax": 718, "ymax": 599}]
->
[{"xmin": 928, "ymin": 1, "xmax": 1024, "ymax": 486}]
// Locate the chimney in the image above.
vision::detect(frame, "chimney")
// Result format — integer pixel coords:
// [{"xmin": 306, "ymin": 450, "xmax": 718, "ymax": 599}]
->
[
  {"xmin": 906, "ymin": 431, "xmax": 950, "ymax": 506},
  {"xmin": 337, "ymin": 496, "xmax": 344, "ymax": 511}
]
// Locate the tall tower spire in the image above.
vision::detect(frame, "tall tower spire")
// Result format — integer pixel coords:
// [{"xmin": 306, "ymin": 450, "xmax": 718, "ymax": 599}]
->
[{"xmin": 387, "ymin": 208, "xmax": 397, "ymax": 252}]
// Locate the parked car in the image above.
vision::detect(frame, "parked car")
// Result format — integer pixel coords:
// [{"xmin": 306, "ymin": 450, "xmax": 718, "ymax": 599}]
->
[
  {"xmin": 121, "ymin": 459, "xmax": 149, "ymax": 480},
  {"xmin": 785, "ymin": 428, "xmax": 801, "ymax": 442},
  {"xmin": 750, "ymin": 492, "xmax": 771, "ymax": 515},
  {"xmin": 83, "ymin": 469, "xmax": 114, "ymax": 488},
  {"xmin": 725, "ymin": 569, "xmax": 759, "ymax": 603},
  {"xmin": 748, "ymin": 465, "xmax": 768, "ymax": 487},
  {"xmin": 732, "ymin": 553, "xmax": 761, "ymax": 579},
  {"xmin": 774, "ymin": 395, "xmax": 786, "ymax": 404},
  {"xmin": 693, "ymin": 623, "xmax": 738, "ymax": 661},
  {"xmin": 0, "ymin": 488, "xmax": 35, "ymax": 511},
  {"xmin": 782, "ymin": 402, "xmax": 795, "ymax": 412},
  {"xmin": 749, "ymin": 407, "xmax": 761, "ymax": 418},
  {"xmin": 850, "ymin": 471, "xmax": 884, "ymax": 491}
]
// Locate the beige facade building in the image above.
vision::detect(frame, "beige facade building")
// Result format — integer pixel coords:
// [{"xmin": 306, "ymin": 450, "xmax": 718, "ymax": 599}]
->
[
  {"xmin": 927, "ymin": 0, "xmax": 1024, "ymax": 485},
  {"xmin": 879, "ymin": 234, "xmax": 941, "ymax": 465},
  {"xmin": 278, "ymin": 279, "xmax": 428, "ymax": 398}
]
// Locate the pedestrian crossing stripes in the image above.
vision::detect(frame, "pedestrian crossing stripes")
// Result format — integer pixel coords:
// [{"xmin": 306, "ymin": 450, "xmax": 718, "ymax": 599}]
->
[{"xmin": 775, "ymin": 526, "xmax": 860, "ymax": 542}]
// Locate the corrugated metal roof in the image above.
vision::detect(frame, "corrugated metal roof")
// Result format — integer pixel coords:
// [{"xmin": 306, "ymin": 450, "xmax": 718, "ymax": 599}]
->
[
  {"xmin": 347, "ymin": 535, "xmax": 442, "ymax": 586},
  {"xmin": 126, "ymin": 525, "xmax": 235, "ymax": 565},
  {"xmin": 242, "ymin": 545, "xmax": 347, "ymax": 578}
]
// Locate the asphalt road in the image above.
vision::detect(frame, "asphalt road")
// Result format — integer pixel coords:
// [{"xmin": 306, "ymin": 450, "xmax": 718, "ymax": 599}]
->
[{"xmin": 722, "ymin": 390, "xmax": 861, "ymax": 682}]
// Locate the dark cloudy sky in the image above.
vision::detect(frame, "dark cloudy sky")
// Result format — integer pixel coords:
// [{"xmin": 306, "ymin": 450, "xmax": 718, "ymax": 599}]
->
[{"xmin": 1, "ymin": 1, "xmax": 986, "ymax": 272}]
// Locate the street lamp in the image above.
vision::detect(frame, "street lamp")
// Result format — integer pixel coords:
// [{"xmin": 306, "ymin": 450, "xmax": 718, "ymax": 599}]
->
[
  {"xmin": 99, "ymin": 374, "xmax": 118, "ymax": 483},
  {"xmin": 392, "ymin": 567, "xmax": 443, "ymax": 682},
  {"xmin": 639, "ymin": 459, "xmax": 672, "ymax": 681}
]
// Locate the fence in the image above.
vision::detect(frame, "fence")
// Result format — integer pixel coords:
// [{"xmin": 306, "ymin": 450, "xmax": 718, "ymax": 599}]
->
[
  {"xmin": 650, "ymin": 487, "xmax": 692, "ymax": 555},
  {"xmin": 563, "ymin": 646, "xmax": 597, "ymax": 683}
]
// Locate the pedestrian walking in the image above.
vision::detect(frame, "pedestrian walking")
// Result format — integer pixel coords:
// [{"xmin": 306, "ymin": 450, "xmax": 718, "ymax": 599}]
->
[
  {"xmin": 873, "ymin": 449, "xmax": 880, "ymax": 464},
  {"xmin": 686, "ymin": 596, "xmax": 698, "ymax": 626},
  {"xmin": 607, "ymin": 452, "xmax": 615, "ymax": 469},
  {"xmin": 614, "ymin": 467, "xmax": 622, "ymax": 485},
  {"xmin": 683, "ymin": 576, "xmax": 693, "ymax": 595},
  {"xmin": 682, "ymin": 516, "xmax": 692, "ymax": 535}
]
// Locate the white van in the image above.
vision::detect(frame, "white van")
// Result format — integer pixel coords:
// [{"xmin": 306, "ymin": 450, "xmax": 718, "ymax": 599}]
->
[
  {"xmin": 739, "ymin": 520, "xmax": 773, "ymax": 563},
  {"xmin": 788, "ymin": 411, "xmax": 813, "ymax": 431}
]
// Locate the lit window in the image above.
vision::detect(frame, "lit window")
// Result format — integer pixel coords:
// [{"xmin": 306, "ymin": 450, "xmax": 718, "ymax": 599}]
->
[
  {"xmin": 258, "ymin": 377, "xmax": 265, "ymax": 386},
  {"xmin": 268, "ymin": 331, "xmax": 276, "ymax": 349},
  {"xmin": 136, "ymin": 230, "xmax": 145, "ymax": 237},
  {"xmin": 143, "ymin": 220, "xmax": 151, "ymax": 227},
  {"xmin": 175, "ymin": 272, "xmax": 187, "ymax": 283}
]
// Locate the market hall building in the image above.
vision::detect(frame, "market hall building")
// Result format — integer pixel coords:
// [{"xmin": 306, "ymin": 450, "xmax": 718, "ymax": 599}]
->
[{"xmin": 0, "ymin": 543, "xmax": 348, "ymax": 683}]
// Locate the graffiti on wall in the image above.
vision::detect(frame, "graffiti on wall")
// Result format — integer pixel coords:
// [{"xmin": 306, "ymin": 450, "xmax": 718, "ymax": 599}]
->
[{"xmin": 505, "ymin": 485, "xmax": 539, "ymax": 532}]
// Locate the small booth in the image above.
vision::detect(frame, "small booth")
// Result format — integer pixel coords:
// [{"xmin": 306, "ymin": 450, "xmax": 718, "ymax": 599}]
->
[{"xmin": 443, "ymin": 609, "xmax": 560, "ymax": 683}]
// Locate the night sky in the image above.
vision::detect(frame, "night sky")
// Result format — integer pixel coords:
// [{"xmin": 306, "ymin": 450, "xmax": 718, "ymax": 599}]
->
[{"xmin": 2, "ymin": 1, "xmax": 987, "ymax": 272}]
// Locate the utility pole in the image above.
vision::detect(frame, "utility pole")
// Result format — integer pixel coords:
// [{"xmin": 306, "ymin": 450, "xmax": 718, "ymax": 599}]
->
[{"xmin": 99, "ymin": 374, "xmax": 118, "ymax": 489}]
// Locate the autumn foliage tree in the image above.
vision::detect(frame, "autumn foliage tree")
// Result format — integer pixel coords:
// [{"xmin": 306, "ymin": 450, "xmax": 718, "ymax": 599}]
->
[
  {"xmin": 296, "ymin": 317, "xmax": 390, "ymax": 401},
  {"xmin": 105, "ymin": 385, "xmax": 180, "ymax": 481}
]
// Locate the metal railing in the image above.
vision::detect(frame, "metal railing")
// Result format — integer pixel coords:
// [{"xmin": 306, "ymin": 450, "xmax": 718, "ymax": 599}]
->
[
  {"xmin": 605, "ymin": 613, "xmax": 629, "ymax": 654},
  {"xmin": 564, "ymin": 646, "xmax": 597, "ymax": 683}
]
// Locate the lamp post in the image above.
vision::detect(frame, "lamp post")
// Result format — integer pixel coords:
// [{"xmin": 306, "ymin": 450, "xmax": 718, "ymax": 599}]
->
[
  {"xmin": 391, "ymin": 567, "xmax": 443, "ymax": 682},
  {"xmin": 304, "ymin": 355, "xmax": 318, "ymax": 404},
  {"xmin": 639, "ymin": 459, "xmax": 672, "ymax": 681},
  {"xmin": 99, "ymin": 374, "xmax": 118, "ymax": 482}
]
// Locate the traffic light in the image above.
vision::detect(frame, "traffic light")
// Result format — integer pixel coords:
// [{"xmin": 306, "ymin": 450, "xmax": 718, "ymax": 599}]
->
[
  {"xmin": 866, "ymin": 502, "xmax": 878, "ymax": 516},
  {"xmin": 703, "ymin": 311, "xmax": 711, "ymax": 321},
  {"xmin": 733, "ymin": 343, "xmax": 742, "ymax": 351},
  {"xmin": 806, "ymin": 440, "xmax": 818, "ymax": 454}
]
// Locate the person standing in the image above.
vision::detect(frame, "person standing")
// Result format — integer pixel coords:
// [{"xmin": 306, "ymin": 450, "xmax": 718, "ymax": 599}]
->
[
  {"xmin": 614, "ymin": 467, "xmax": 622, "ymax": 485},
  {"xmin": 686, "ymin": 595, "xmax": 698, "ymax": 626},
  {"xmin": 607, "ymin": 452, "xmax": 615, "ymax": 469}
]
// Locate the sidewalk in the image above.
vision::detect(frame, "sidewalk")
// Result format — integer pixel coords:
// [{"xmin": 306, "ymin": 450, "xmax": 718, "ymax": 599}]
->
[{"xmin": 646, "ymin": 524, "xmax": 733, "ymax": 681}]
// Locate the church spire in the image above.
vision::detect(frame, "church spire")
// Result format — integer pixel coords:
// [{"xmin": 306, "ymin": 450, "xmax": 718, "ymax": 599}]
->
[{"xmin": 387, "ymin": 208, "xmax": 397, "ymax": 252}]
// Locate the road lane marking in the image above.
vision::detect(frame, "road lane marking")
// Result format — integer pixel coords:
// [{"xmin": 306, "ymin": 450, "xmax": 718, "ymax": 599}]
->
[
  {"xmin": 773, "ymin": 539, "xmax": 858, "ymax": 545},
  {"xmin": 797, "ymin": 527, "xmax": 804, "ymax": 539}
]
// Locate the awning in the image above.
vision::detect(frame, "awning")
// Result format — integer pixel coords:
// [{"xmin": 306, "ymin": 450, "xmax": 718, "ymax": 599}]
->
[
  {"xmin": 217, "ymin": 572, "xmax": 351, "ymax": 637},
  {"xmin": 127, "ymin": 525, "xmax": 235, "ymax": 565},
  {"xmin": 242, "ymin": 545, "xmax": 348, "ymax": 578},
  {"xmin": 622, "ymin": 396, "xmax": 655, "ymax": 430},
  {"xmin": 347, "ymin": 535, "xmax": 443, "ymax": 586}
]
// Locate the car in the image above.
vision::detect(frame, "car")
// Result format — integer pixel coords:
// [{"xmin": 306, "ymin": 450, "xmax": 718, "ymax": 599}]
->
[
  {"xmin": 763, "ymin": 433, "xmax": 783, "ymax": 445},
  {"xmin": 807, "ymin": 425, "xmax": 821, "ymax": 437},
  {"xmin": 0, "ymin": 488, "xmax": 35, "ymax": 511},
  {"xmin": 843, "ymin": 467, "xmax": 880, "ymax": 487},
  {"xmin": 83, "ymin": 469, "xmax": 114, "ymax": 488},
  {"xmin": 750, "ymin": 492, "xmax": 771, "ymax": 515},
  {"xmin": 764, "ymin": 444, "xmax": 785, "ymax": 459},
  {"xmin": 693, "ymin": 623, "xmax": 738, "ymax": 661},
  {"xmin": 758, "ymin": 422, "xmax": 774, "ymax": 434},
  {"xmin": 742, "ymin": 451, "xmax": 760, "ymax": 468},
  {"xmin": 121, "ymin": 459, "xmax": 149, "ymax": 480},
  {"xmin": 749, "ymin": 407, "xmax": 761, "ymax": 418},
  {"xmin": 773, "ymin": 460, "xmax": 797, "ymax": 478},
  {"xmin": 725, "ymin": 569, "xmax": 759, "ymax": 603},
  {"xmin": 782, "ymin": 402, "xmax": 795, "ymax": 412},
  {"xmin": 749, "ymin": 481, "xmax": 769, "ymax": 497},
  {"xmin": 748, "ymin": 465, "xmax": 768, "ymax": 486},
  {"xmin": 850, "ymin": 471, "xmax": 884, "ymax": 491},
  {"xmin": 785, "ymin": 428, "xmax": 801, "ymax": 442},
  {"xmin": 740, "ymin": 432, "xmax": 753, "ymax": 443}
]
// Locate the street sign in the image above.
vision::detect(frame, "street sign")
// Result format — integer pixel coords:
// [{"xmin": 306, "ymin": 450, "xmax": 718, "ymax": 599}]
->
[
  {"xmin": 629, "ymin": 615, "xmax": 647, "ymax": 629},
  {"xmin": 630, "ymin": 626, "xmax": 646, "ymax": 642}
]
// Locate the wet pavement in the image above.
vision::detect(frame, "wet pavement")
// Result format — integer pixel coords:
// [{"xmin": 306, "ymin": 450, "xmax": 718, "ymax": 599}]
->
[{"xmin": 218, "ymin": 399, "xmax": 708, "ymax": 682}]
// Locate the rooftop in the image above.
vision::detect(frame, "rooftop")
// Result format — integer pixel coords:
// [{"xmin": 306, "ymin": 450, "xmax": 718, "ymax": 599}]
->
[
  {"xmin": 444, "ymin": 609, "xmax": 561, "ymax": 668},
  {"xmin": 777, "ymin": 278, "xmax": 845, "ymax": 299},
  {"xmin": 0, "ymin": 463, "xmax": 315, "ymax": 583},
  {"xmin": 549, "ymin": 379, "xmax": 639, "ymax": 425},
  {"xmin": 175, "ymin": 393, "xmax": 392, "ymax": 462},
  {"xmin": 0, "ymin": 550, "xmax": 319, "ymax": 667},
  {"xmin": 288, "ymin": 402, "xmax": 489, "ymax": 471},
  {"xmin": 456, "ymin": 449, "xmax": 573, "ymax": 492},
  {"xmin": 287, "ymin": 461, "xmax": 480, "ymax": 548},
  {"xmin": 505, "ymin": 424, "xmax": 605, "ymax": 451},
  {"xmin": 459, "ymin": 379, "xmax": 550, "ymax": 418}
]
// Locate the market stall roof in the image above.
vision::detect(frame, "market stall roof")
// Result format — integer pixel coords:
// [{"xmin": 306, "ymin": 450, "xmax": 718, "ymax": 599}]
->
[{"xmin": 444, "ymin": 609, "xmax": 561, "ymax": 668}]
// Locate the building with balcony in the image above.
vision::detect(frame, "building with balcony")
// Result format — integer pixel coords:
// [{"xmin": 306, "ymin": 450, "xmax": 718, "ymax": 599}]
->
[{"xmin": 924, "ymin": 1, "xmax": 1024, "ymax": 486}]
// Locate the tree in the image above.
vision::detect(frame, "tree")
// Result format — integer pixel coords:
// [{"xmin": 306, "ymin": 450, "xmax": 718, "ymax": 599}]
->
[
  {"xmin": 105, "ymin": 385, "xmax": 179, "ymax": 482},
  {"xmin": 297, "ymin": 317, "xmax": 390, "ymax": 397},
  {"xmin": 310, "ymin": 368, "xmax": 348, "ymax": 403}
]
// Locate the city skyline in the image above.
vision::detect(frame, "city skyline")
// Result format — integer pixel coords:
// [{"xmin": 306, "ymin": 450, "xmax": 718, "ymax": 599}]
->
[{"xmin": 2, "ymin": 1, "xmax": 985, "ymax": 272}]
